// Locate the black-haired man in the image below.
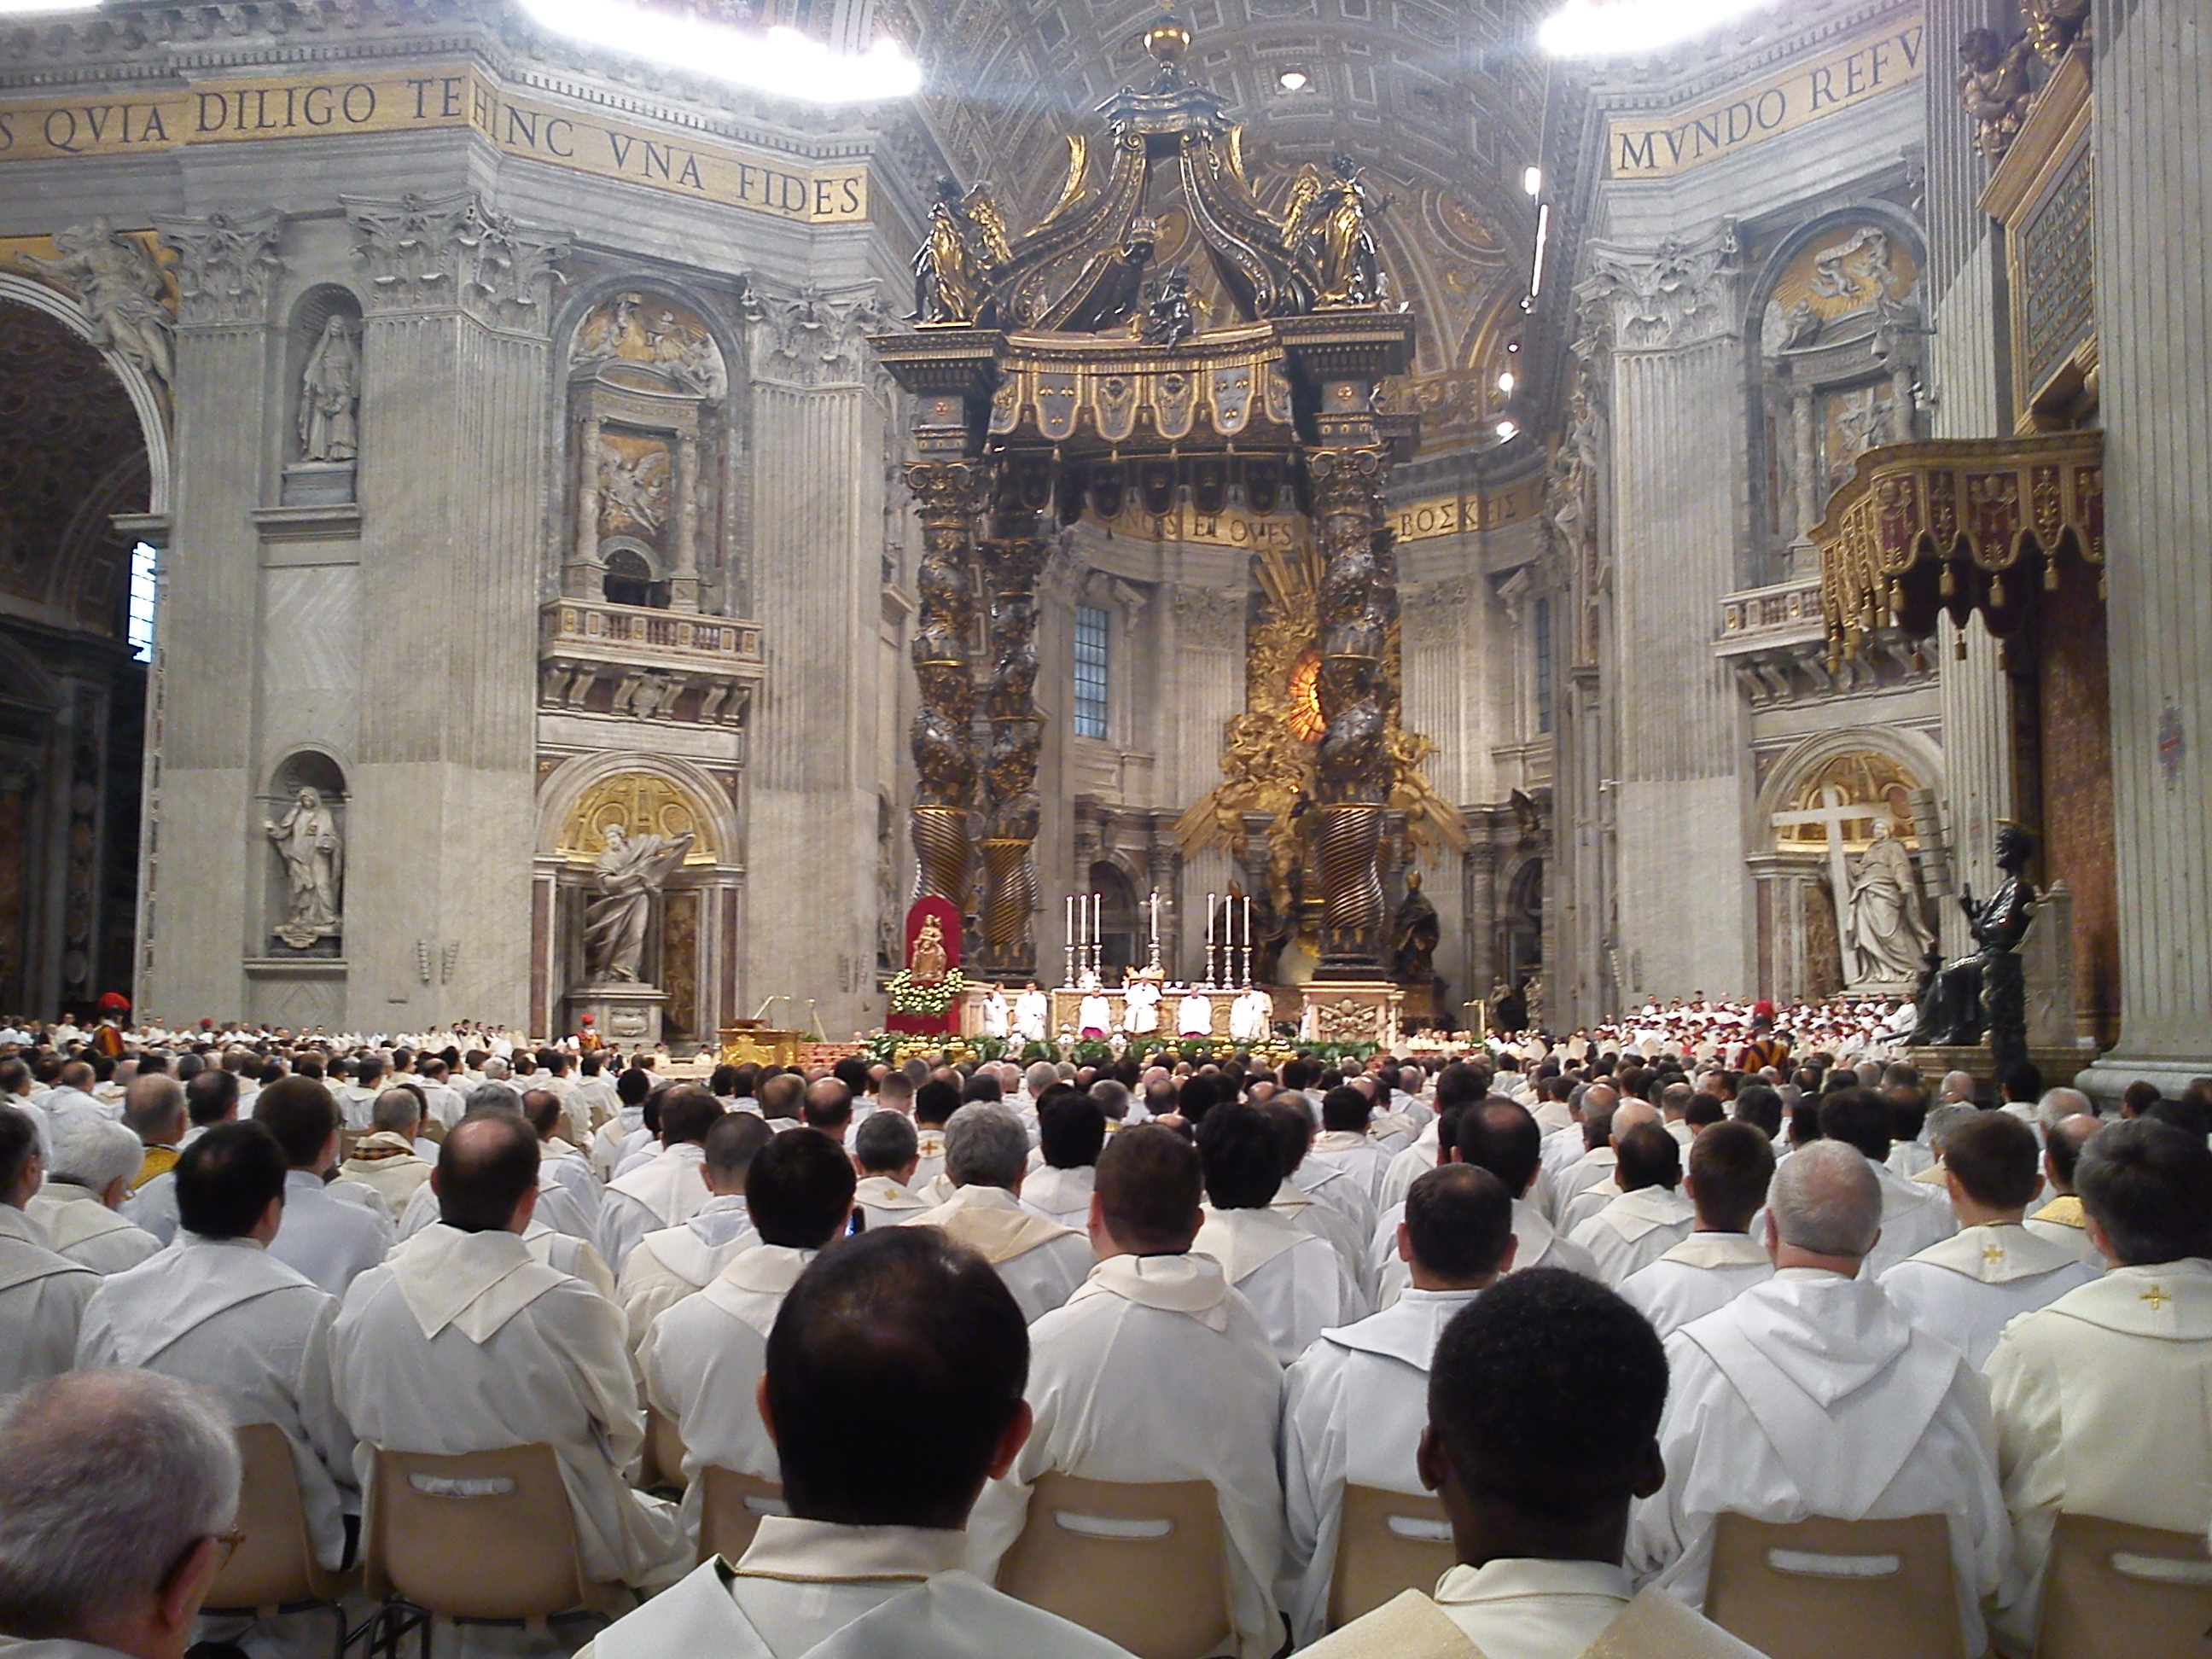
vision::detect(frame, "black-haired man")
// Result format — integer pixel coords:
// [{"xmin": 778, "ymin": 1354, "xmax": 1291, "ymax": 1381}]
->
[
  {"xmin": 1567, "ymin": 1122, "xmax": 1696, "ymax": 1287},
  {"xmin": 1619, "ymin": 1120, "xmax": 1775, "ymax": 1339},
  {"xmin": 1193, "ymin": 1103, "xmax": 1360, "ymax": 1363},
  {"xmin": 598, "ymin": 1083, "xmax": 722, "ymax": 1275},
  {"xmin": 618, "ymin": 1111, "xmax": 774, "ymax": 1353}
]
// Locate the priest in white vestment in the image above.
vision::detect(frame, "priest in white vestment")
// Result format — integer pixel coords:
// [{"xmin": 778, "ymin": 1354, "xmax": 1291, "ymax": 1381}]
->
[
  {"xmin": 1304, "ymin": 1268, "xmax": 1761, "ymax": 1659},
  {"xmin": 642, "ymin": 1129, "xmax": 853, "ymax": 1539},
  {"xmin": 1193, "ymin": 1102, "xmax": 1360, "ymax": 1363},
  {"xmin": 1627, "ymin": 1143, "xmax": 2011, "ymax": 1655},
  {"xmin": 1568, "ymin": 1123, "xmax": 1696, "ymax": 1288},
  {"xmin": 852, "ymin": 1109, "xmax": 932, "ymax": 1230},
  {"xmin": 27, "ymin": 1111, "xmax": 162, "ymax": 1275},
  {"xmin": 1556, "ymin": 1101, "xmax": 1663, "ymax": 1237},
  {"xmin": 2021, "ymin": 1114, "xmax": 2106, "ymax": 1269},
  {"xmin": 1877, "ymin": 1112, "xmax": 2098, "ymax": 1368},
  {"xmin": 904, "ymin": 1104, "xmax": 1093, "ymax": 1323},
  {"xmin": 1307, "ymin": 1086, "xmax": 1395, "ymax": 1212},
  {"xmin": 589, "ymin": 1068, "xmax": 652, "ymax": 1180},
  {"xmin": 245, "ymin": 1078, "xmax": 393, "ymax": 1297},
  {"xmin": 1021, "ymin": 1095, "xmax": 1104, "ymax": 1230},
  {"xmin": 336, "ymin": 1087, "xmax": 436, "ymax": 1214},
  {"xmin": 332, "ymin": 1114, "xmax": 688, "ymax": 1590},
  {"xmin": 1178, "ymin": 989, "xmax": 1214, "ymax": 1037},
  {"xmin": 967, "ymin": 1125, "xmax": 1285, "ymax": 1659},
  {"xmin": 525, "ymin": 1087, "xmax": 602, "ymax": 1225},
  {"xmin": 76, "ymin": 1121, "xmax": 358, "ymax": 1569},
  {"xmin": 1121, "ymin": 975, "xmax": 1161, "ymax": 1037},
  {"xmin": 1818, "ymin": 1087, "xmax": 1959, "ymax": 1276},
  {"xmin": 1281, "ymin": 1166, "xmax": 1513, "ymax": 1645},
  {"xmin": 597, "ymin": 1085, "xmax": 721, "ymax": 1278},
  {"xmin": 1013, "ymin": 982, "xmax": 1051, "ymax": 1045},
  {"xmin": 1984, "ymin": 1118, "xmax": 2212, "ymax": 1655},
  {"xmin": 585, "ymin": 1225, "xmax": 1136, "ymax": 1659},
  {"xmin": 618, "ymin": 1112, "xmax": 771, "ymax": 1354},
  {"xmin": 1229, "ymin": 986, "xmax": 1272, "ymax": 1044},
  {"xmin": 1619, "ymin": 1121, "xmax": 1776, "ymax": 1339},
  {"xmin": 0, "ymin": 1104, "xmax": 98, "ymax": 1393}
]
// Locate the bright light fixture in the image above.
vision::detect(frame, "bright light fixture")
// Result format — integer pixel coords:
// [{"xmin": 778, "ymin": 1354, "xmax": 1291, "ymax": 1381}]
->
[
  {"xmin": 1497, "ymin": 370, "xmax": 1516, "ymax": 393},
  {"xmin": 1522, "ymin": 165, "xmax": 1543, "ymax": 197},
  {"xmin": 1538, "ymin": 0, "xmax": 1770, "ymax": 57},
  {"xmin": 0, "ymin": 0, "xmax": 99, "ymax": 13},
  {"xmin": 1495, "ymin": 420, "xmax": 1520, "ymax": 441},
  {"xmin": 518, "ymin": 0, "xmax": 922, "ymax": 102},
  {"xmin": 1278, "ymin": 68, "xmax": 1310, "ymax": 91}
]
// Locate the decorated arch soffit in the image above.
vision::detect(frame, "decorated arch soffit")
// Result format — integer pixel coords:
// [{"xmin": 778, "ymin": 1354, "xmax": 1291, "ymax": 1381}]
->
[
  {"xmin": 1759, "ymin": 731, "xmax": 1941, "ymax": 858},
  {"xmin": 549, "ymin": 765, "xmax": 725, "ymax": 866},
  {"xmin": 569, "ymin": 289, "xmax": 728, "ymax": 404}
]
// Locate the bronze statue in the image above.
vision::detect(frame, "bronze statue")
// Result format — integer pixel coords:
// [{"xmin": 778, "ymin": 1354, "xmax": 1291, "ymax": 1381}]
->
[
  {"xmin": 2024, "ymin": 0, "xmax": 2090, "ymax": 63},
  {"xmin": 1909, "ymin": 824, "xmax": 2037, "ymax": 1057},
  {"xmin": 1282, "ymin": 154, "xmax": 1390, "ymax": 308},
  {"xmin": 911, "ymin": 178, "xmax": 1010, "ymax": 326},
  {"xmin": 1390, "ymin": 870, "xmax": 1441, "ymax": 987},
  {"xmin": 1139, "ymin": 268, "xmax": 1197, "ymax": 346}
]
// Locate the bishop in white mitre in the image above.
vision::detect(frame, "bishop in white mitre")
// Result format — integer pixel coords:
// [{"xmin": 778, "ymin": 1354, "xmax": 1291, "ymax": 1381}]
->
[
  {"xmin": 1568, "ymin": 1124, "xmax": 1696, "ymax": 1288},
  {"xmin": 332, "ymin": 1115, "xmax": 687, "ymax": 1590},
  {"xmin": 1618, "ymin": 1121, "xmax": 1776, "ymax": 1340},
  {"xmin": 642, "ymin": 1130, "xmax": 853, "ymax": 1540},
  {"xmin": 967, "ymin": 1125, "xmax": 1284, "ymax": 1659},
  {"xmin": 1983, "ymin": 1118, "xmax": 2212, "ymax": 1655},
  {"xmin": 76, "ymin": 1122, "xmax": 358, "ymax": 1569},
  {"xmin": 902, "ymin": 1103, "xmax": 1094, "ymax": 1324},
  {"xmin": 1193, "ymin": 1103, "xmax": 1361, "ymax": 1363},
  {"xmin": 618, "ymin": 1114, "xmax": 769, "ymax": 1355},
  {"xmin": 1282, "ymin": 1167, "xmax": 1510, "ymax": 1646},
  {"xmin": 1877, "ymin": 1112, "xmax": 2098, "ymax": 1369},
  {"xmin": 0, "ymin": 1104, "xmax": 98, "ymax": 1393},
  {"xmin": 1627, "ymin": 1144, "xmax": 2011, "ymax": 1656},
  {"xmin": 597, "ymin": 1087, "xmax": 721, "ymax": 1278}
]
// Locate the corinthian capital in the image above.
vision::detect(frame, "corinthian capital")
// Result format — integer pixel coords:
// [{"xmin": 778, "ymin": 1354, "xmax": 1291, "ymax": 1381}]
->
[
  {"xmin": 343, "ymin": 191, "xmax": 568, "ymax": 331},
  {"xmin": 1579, "ymin": 223, "xmax": 1740, "ymax": 352},
  {"xmin": 156, "ymin": 209, "xmax": 284, "ymax": 328}
]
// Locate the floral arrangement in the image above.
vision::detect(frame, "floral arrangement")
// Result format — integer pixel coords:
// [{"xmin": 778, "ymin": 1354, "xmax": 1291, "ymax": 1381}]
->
[{"xmin": 886, "ymin": 966, "xmax": 965, "ymax": 1016}]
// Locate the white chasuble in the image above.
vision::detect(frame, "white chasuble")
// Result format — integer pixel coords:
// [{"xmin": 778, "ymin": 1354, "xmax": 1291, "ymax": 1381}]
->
[
  {"xmin": 965, "ymin": 1253, "xmax": 1285, "ymax": 1659},
  {"xmin": 331, "ymin": 1223, "xmax": 687, "ymax": 1589},
  {"xmin": 904, "ymin": 1185, "xmax": 1093, "ymax": 1324},
  {"xmin": 27, "ymin": 1184, "xmax": 161, "ymax": 1276},
  {"xmin": 1299, "ymin": 1573, "xmax": 1767, "ymax": 1659},
  {"xmin": 1617, "ymin": 1233, "xmax": 1773, "ymax": 1340},
  {"xmin": 1876, "ymin": 1221, "xmax": 2099, "ymax": 1368},
  {"xmin": 597, "ymin": 1142, "xmax": 711, "ymax": 1276},
  {"xmin": 616, "ymin": 1192, "xmax": 758, "ymax": 1353},
  {"xmin": 2021, "ymin": 1194, "xmax": 2106, "ymax": 1270},
  {"xmin": 1193, "ymin": 1204, "xmax": 1359, "ymax": 1364},
  {"xmin": 0, "ymin": 1203, "xmax": 96, "ymax": 1394},
  {"xmin": 1019, "ymin": 1163, "xmax": 1096, "ymax": 1231},
  {"xmin": 1569, "ymin": 1186, "xmax": 1697, "ymax": 1288},
  {"xmin": 853, "ymin": 1173, "xmax": 930, "ymax": 1231}
]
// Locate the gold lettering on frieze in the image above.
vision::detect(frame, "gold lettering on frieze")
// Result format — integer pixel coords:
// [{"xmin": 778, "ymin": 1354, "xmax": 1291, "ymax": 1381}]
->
[{"xmin": 0, "ymin": 67, "xmax": 868, "ymax": 224}]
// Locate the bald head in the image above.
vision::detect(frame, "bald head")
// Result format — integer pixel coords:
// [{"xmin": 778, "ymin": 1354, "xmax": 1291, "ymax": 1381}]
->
[
  {"xmin": 434, "ymin": 1111, "xmax": 538, "ymax": 1233},
  {"xmin": 2038, "ymin": 1087, "xmax": 2093, "ymax": 1129},
  {"xmin": 122, "ymin": 1074, "xmax": 186, "ymax": 1146},
  {"xmin": 2045, "ymin": 1113, "xmax": 2101, "ymax": 1194},
  {"xmin": 1610, "ymin": 1099, "xmax": 1660, "ymax": 1144},
  {"xmin": 1769, "ymin": 1140, "xmax": 1882, "ymax": 1261},
  {"xmin": 1939, "ymin": 1070, "xmax": 1976, "ymax": 1105},
  {"xmin": 371, "ymin": 1086, "xmax": 422, "ymax": 1136}
]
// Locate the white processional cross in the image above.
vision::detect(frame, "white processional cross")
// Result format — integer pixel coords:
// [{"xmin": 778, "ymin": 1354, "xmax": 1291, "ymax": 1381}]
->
[{"xmin": 1771, "ymin": 785, "xmax": 1885, "ymax": 950}]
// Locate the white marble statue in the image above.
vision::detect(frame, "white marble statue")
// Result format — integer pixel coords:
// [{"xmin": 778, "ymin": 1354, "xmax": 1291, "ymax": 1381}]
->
[
  {"xmin": 1844, "ymin": 818, "xmax": 1932, "ymax": 985},
  {"xmin": 583, "ymin": 823, "xmax": 694, "ymax": 985},
  {"xmin": 266, "ymin": 787, "xmax": 342, "ymax": 946},
  {"xmin": 298, "ymin": 316, "xmax": 361, "ymax": 463}
]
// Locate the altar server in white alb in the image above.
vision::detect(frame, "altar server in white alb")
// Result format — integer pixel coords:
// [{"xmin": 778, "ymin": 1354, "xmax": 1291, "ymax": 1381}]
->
[
  {"xmin": 1984, "ymin": 1117, "xmax": 2212, "ymax": 1653},
  {"xmin": 643, "ymin": 1126, "xmax": 853, "ymax": 1540},
  {"xmin": 1619, "ymin": 1120, "xmax": 1776, "ymax": 1339},
  {"xmin": 26, "ymin": 1111, "xmax": 163, "ymax": 1276},
  {"xmin": 904, "ymin": 1103, "xmax": 1094, "ymax": 1324},
  {"xmin": 597, "ymin": 1084, "xmax": 720, "ymax": 1278},
  {"xmin": 1193, "ymin": 1102, "xmax": 1361, "ymax": 1364},
  {"xmin": 1627, "ymin": 1141, "xmax": 2011, "ymax": 1656},
  {"xmin": 332, "ymin": 1109, "xmax": 688, "ymax": 1592},
  {"xmin": 1569, "ymin": 1121, "xmax": 1697, "ymax": 1287},
  {"xmin": 1280, "ymin": 1165, "xmax": 1514, "ymax": 1646},
  {"xmin": 584, "ymin": 1225, "xmax": 1137, "ymax": 1659},
  {"xmin": 75, "ymin": 1121, "xmax": 358, "ymax": 1570},
  {"xmin": 1878, "ymin": 1111, "xmax": 2099, "ymax": 1368},
  {"xmin": 968, "ymin": 1126, "xmax": 1285, "ymax": 1659},
  {"xmin": 1305, "ymin": 1269, "xmax": 1761, "ymax": 1659},
  {"xmin": 0, "ymin": 1104, "xmax": 98, "ymax": 1394},
  {"xmin": 617, "ymin": 1111, "xmax": 771, "ymax": 1353}
]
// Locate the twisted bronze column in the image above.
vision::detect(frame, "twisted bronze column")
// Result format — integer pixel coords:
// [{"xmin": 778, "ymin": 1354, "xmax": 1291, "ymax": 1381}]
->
[
  {"xmin": 1308, "ymin": 444, "xmax": 1392, "ymax": 970},
  {"xmin": 977, "ymin": 525, "xmax": 1050, "ymax": 975},
  {"xmin": 905, "ymin": 460, "xmax": 987, "ymax": 905}
]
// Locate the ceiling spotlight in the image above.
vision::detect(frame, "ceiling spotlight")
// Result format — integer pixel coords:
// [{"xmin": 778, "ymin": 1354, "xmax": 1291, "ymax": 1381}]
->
[
  {"xmin": 1278, "ymin": 68, "xmax": 1310, "ymax": 91},
  {"xmin": 517, "ymin": 0, "xmax": 922, "ymax": 102},
  {"xmin": 1539, "ymin": 0, "xmax": 1769, "ymax": 57},
  {"xmin": 1496, "ymin": 420, "xmax": 1520, "ymax": 441},
  {"xmin": 1497, "ymin": 370, "xmax": 1516, "ymax": 393},
  {"xmin": 1522, "ymin": 166, "xmax": 1543, "ymax": 197}
]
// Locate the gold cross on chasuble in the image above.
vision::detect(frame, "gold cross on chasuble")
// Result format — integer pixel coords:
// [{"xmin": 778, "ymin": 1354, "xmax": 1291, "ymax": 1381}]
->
[{"xmin": 2141, "ymin": 1284, "xmax": 2172, "ymax": 1312}]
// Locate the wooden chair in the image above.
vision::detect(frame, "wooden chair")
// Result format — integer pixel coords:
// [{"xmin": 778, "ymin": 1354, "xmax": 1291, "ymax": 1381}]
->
[
  {"xmin": 2034, "ymin": 1511, "xmax": 2212, "ymax": 1659},
  {"xmin": 697, "ymin": 1466, "xmax": 788, "ymax": 1565},
  {"xmin": 642, "ymin": 1404, "xmax": 688, "ymax": 1494},
  {"xmin": 359, "ymin": 1444, "xmax": 631, "ymax": 1659},
  {"xmin": 1703, "ymin": 1512, "xmax": 1965, "ymax": 1659},
  {"xmin": 1327, "ymin": 1483, "xmax": 1456, "ymax": 1629},
  {"xmin": 201, "ymin": 1423, "xmax": 358, "ymax": 1659},
  {"xmin": 995, "ymin": 1473, "xmax": 1235, "ymax": 1659}
]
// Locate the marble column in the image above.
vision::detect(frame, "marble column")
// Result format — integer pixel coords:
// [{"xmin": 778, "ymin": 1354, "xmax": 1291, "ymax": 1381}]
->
[
  {"xmin": 1463, "ymin": 843, "xmax": 1499, "ymax": 1003},
  {"xmin": 1580, "ymin": 227, "xmax": 1749, "ymax": 1002},
  {"xmin": 568, "ymin": 418, "xmax": 603, "ymax": 599},
  {"xmin": 670, "ymin": 429, "xmax": 702, "ymax": 612},
  {"xmin": 2079, "ymin": 0, "xmax": 2212, "ymax": 1093}
]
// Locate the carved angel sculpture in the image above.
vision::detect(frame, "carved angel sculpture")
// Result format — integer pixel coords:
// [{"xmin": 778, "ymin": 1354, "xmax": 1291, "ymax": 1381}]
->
[
  {"xmin": 1958, "ymin": 29, "xmax": 2034, "ymax": 163},
  {"xmin": 1283, "ymin": 154, "xmax": 1389, "ymax": 307},
  {"xmin": 911, "ymin": 178, "xmax": 1009, "ymax": 326}
]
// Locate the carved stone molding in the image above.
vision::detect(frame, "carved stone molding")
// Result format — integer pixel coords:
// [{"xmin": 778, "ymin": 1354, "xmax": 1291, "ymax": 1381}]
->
[
  {"xmin": 1169, "ymin": 584, "xmax": 1244, "ymax": 651},
  {"xmin": 1580, "ymin": 224, "xmax": 1741, "ymax": 352},
  {"xmin": 742, "ymin": 282, "xmax": 893, "ymax": 388},
  {"xmin": 158, "ymin": 209, "xmax": 284, "ymax": 329},
  {"xmin": 342, "ymin": 191, "xmax": 568, "ymax": 330}
]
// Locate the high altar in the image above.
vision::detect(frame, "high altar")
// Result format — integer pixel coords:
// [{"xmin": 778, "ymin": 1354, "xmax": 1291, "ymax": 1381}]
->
[{"xmin": 868, "ymin": 15, "xmax": 1448, "ymax": 1033}]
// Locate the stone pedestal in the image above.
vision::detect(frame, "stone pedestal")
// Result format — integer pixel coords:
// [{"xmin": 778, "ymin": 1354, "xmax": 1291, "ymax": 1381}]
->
[
  {"xmin": 568, "ymin": 984, "xmax": 667, "ymax": 1047},
  {"xmin": 1907, "ymin": 1044, "xmax": 2098, "ymax": 1105},
  {"xmin": 280, "ymin": 461, "xmax": 356, "ymax": 507},
  {"xmin": 1299, "ymin": 979, "xmax": 1403, "ymax": 1045}
]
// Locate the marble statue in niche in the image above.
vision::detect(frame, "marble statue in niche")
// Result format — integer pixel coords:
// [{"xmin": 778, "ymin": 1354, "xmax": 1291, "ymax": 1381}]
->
[
  {"xmin": 298, "ymin": 316, "xmax": 360, "ymax": 463},
  {"xmin": 267, "ymin": 787, "xmax": 342, "ymax": 950},
  {"xmin": 582, "ymin": 821, "xmax": 693, "ymax": 984},
  {"xmin": 1844, "ymin": 817, "xmax": 1934, "ymax": 985}
]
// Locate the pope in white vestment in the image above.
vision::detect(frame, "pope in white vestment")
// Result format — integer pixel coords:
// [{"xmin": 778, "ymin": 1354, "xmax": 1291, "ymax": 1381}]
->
[
  {"xmin": 1229, "ymin": 987, "xmax": 1273, "ymax": 1045},
  {"xmin": 1121, "ymin": 977, "xmax": 1161, "ymax": 1036},
  {"xmin": 333, "ymin": 1222, "xmax": 688, "ymax": 1588},
  {"xmin": 77, "ymin": 1233, "xmax": 358, "ymax": 1569},
  {"xmin": 966, "ymin": 1252, "xmax": 1286, "ymax": 1659}
]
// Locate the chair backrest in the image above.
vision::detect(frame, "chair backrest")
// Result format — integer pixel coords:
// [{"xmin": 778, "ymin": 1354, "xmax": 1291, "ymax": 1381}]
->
[
  {"xmin": 644, "ymin": 1405, "xmax": 688, "ymax": 1494},
  {"xmin": 1703, "ymin": 1511, "xmax": 1963, "ymax": 1659},
  {"xmin": 995, "ymin": 1472, "xmax": 1233, "ymax": 1659},
  {"xmin": 2034, "ymin": 1511, "xmax": 2212, "ymax": 1659},
  {"xmin": 364, "ymin": 1445, "xmax": 591, "ymax": 1621},
  {"xmin": 204, "ymin": 1423, "xmax": 328, "ymax": 1615},
  {"xmin": 697, "ymin": 1467, "xmax": 788, "ymax": 1566},
  {"xmin": 1328, "ymin": 1483, "xmax": 1456, "ymax": 1629}
]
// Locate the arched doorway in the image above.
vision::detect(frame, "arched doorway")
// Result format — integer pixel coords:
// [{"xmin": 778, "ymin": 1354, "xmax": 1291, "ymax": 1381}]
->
[{"xmin": 0, "ymin": 295, "xmax": 154, "ymax": 1017}]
